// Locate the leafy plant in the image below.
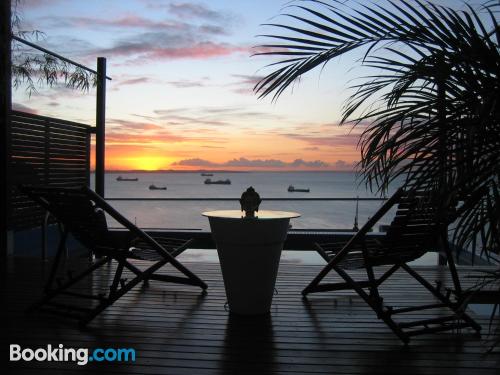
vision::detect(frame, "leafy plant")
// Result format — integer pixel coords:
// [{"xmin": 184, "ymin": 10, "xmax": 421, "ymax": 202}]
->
[
  {"xmin": 255, "ymin": 0, "xmax": 500, "ymax": 259},
  {"xmin": 11, "ymin": 0, "xmax": 95, "ymax": 96}
]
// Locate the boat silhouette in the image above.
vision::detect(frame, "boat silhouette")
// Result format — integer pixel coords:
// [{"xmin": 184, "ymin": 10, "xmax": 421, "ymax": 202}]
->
[
  {"xmin": 288, "ymin": 185, "xmax": 310, "ymax": 192},
  {"xmin": 204, "ymin": 178, "xmax": 231, "ymax": 185},
  {"xmin": 117, "ymin": 176, "xmax": 138, "ymax": 181},
  {"xmin": 149, "ymin": 184, "xmax": 167, "ymax": 190}
]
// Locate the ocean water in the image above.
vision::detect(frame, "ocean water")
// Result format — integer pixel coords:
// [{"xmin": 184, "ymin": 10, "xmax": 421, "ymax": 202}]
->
[
  {"xmin": 93, "ymin": 171, "xmax": 400, "ymax": 231},
  {"xmin": 103, "ymin": 171, "xmax": 385, "ymax": 199},
  {"xmin": 90, "ymin": 171, "xmax": 437, "ymax": 265}
]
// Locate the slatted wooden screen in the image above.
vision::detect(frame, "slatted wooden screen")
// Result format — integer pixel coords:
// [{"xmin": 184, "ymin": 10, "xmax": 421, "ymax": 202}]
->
[{"xmin": 8, "ymin": 110, "xmax": 92, "ymax": 230}]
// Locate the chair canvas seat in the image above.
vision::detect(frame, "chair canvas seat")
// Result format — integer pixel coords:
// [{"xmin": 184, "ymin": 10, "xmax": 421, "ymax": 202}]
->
[
  {"xmin": 316, "ymin": 237, "xmax": 431, "ymax": 269},
  {"xmin": 20, "ymin": 185, "xmax": 207, "ymax": 326}
]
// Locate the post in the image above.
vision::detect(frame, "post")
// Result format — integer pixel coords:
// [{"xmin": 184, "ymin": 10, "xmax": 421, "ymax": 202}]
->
[
  {"xmin": 95, "ymin": 57, "xmax": 106, "ymax": 197},
  {"xmin": 436, "ymin": 56, "xmax": 447, "ymax": 194},
  {"xmin": 436, "ymin": 55, "xmax": 449, "ymax": 266},
  {"xmin": 1, "ymin": 0, "xmax": 12, "ymax": 259}
]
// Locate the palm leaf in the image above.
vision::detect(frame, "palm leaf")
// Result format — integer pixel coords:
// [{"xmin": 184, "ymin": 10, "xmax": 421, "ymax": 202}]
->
[{"xmin": 255, "ymin": 0, "xmax": 500, "ymax": 257}]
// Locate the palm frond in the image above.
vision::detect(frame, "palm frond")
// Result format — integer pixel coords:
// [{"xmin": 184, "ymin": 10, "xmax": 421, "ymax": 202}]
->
[{"xmin": 255, "ymin": 0, "xmax": 500, "ymax": 258}]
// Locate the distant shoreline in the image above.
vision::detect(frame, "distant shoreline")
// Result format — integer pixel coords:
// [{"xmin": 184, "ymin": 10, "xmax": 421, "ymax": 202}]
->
[{"xmin": 92, "ymin": 170, "xmax": 355, "ymax": 174}]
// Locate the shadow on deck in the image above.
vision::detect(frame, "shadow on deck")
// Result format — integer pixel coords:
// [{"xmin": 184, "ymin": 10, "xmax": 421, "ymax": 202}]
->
[{"xmin": 4, "ymin": 254, "xmax": 499, "ymax": 374}]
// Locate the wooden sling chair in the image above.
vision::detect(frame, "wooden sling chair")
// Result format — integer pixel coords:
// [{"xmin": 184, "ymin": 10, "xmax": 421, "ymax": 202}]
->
[
  {"xmin": 303, "ymin": 188, "xmax": 481, "ymax": 344},
  {"xmin": 20, "ymin": 185, "xmax": 208, "ymax": 326}
]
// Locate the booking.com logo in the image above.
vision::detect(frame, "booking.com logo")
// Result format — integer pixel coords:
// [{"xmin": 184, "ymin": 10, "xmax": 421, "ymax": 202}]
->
[{"xmin": 10, "ymin": 344, "xmax": 136, "ymax": 366}]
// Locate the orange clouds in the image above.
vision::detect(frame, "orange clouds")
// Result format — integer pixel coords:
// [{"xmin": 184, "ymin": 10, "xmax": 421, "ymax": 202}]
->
[{"xmin": 94, "ymin": 114, "xmax": 362, "ymax": 171}]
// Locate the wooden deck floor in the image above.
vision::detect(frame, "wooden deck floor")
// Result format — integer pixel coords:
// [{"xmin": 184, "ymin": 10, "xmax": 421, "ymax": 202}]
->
[{"xmin": 4, "ymin": 254, "xmax": 499, "ymax": 374}]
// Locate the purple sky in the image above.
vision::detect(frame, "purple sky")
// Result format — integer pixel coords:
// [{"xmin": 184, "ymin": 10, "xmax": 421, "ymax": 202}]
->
[{"xmin": 11, "ymin": 0, "xmax": 482, "ymax": 170}]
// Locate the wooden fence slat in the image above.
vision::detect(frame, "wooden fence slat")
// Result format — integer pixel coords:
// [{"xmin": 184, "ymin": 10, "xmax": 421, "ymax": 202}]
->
[
  {"xmin": 11, "ymin": 110, "xmax": 92, "ymax": 130},
  {"xmin": 11, "ymin": 121, "xmax": 89, "ymax": 138},
  {"xmin": 11, "ymin": 130, "xmax": 88, "ymax": 146},
  {"xmin": 8, "ymin": 111, "xmax": 92, "ymax": 231}
]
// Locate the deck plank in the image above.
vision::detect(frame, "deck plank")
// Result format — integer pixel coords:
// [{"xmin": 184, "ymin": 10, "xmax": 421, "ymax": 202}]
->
[{"xmin": 4, "ymin": 255, "xmax": 499, "ymax": 374}]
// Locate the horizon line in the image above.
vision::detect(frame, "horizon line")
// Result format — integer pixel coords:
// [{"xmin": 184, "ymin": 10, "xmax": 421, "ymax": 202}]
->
[{"xmin": 91, "ymin": 169, "xmax": 356, "ymax": 173}]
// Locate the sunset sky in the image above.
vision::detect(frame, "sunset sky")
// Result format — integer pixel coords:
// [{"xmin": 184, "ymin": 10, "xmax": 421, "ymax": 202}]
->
[{"xmin": 11, "ymin": 0, "xmax": 473, "ymax": 171}]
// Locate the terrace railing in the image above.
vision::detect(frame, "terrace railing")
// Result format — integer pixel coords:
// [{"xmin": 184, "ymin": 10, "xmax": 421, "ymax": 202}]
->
[
  {"xmin": 104, "ymin": 196, "xmax": 388, "ymax": 250},
  {"xmin": 103, "ymin": 196, "xmax": 487, "ymax": 265}
]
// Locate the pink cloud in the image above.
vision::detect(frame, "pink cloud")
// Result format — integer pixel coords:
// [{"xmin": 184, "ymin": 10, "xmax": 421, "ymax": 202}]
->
[
  {"xmin": 167, "ymin": 80, "xmax": 204, "ymax": 88},
  {"xmin": 102, "ymin": 41, "xmax": 248, "ymax": 62},
  {"xmin": 114, "ymin": 77, "xmax": 153, "ymax": 87},
  {"xmin": 63, "ymin": 15, "xmax": 188, "ymax": 31},
  {"xmin": 169, "ymin": 3, "xmax": 223, "ymax": 20},
  {"xmin": 284, "ymin": 132, "xmax": 363, "ymax": 148},
  {"xmin": 106, "ymin": 131, "xmax": 186, "ymax": 144},
  {"xmin": 229, "ymin": 74, "xmax": 265, "ymax": 95},
  {"xmin": 333, "ymin": 160, "xmax": 357, "ymax": 170},
  {"xmin": 143, "ymin": 1, "xmax": 236, "ymax": 24},
  {"xmin": 105, "ymin": 118, "xmax": 225, "ymax": 145},
  {"xmin": 173, "ymin": 157, "xmax": 329, "ymax": 169},
  {"xmin": 147, "ymin": 42, "xmax": 247, "ymax": 59},
  {"xmin": 41, "ymin": 14, "xmax": 230, "ymax": 36},
  {"xmin": 108, "ymin": 119, "xmax": 164, "ymax": 131}
]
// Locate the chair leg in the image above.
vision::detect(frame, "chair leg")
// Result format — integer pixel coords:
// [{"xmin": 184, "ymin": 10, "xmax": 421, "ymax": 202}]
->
[
  {"xmin": 333, "ymin": 265, "xmax": 409, "ymax": 344},
  {"xmin": 441, "ymin": 235, "xmax": 462, "ymax": 296},
  {"xmin": 80, "ymin": 256, "xmax": 186, "ymax": 326},
  {"xmin": 376, "ymin": 264, "xmax": 400, "ymax": 286},
  {"xmin": 361, "ymin": 243, "xmax": 381, "ymax": 302},
  {"xmin": 161, "ymin": 241, "xmax": 208, "ymax": 290},
  {"xmin": 302, "ymin": 256, "xmax": 342, "ymax": 295},
  {"xmin": 79, "ymin": 261, "xmax": 165, "ymax": 326},
  {"xmin": 314, "ymin": 242, "xmax": 332, "ymax": 262},
  {"xmin": 123, "ymin": 257, "xmax": 207, "ymax": 290},
  {"xmin": 28, "ymin": 257, "xmax": 111, "ymax": 312},
  {"xmin": 303, "ymin": 265, "xmax": 400, "ymax": 295},
  {"xmin": 400, "ymin": 263, "xmax": 482, "ymax": 333},
  {"xmin": 77, "ymin": 255, "xmax": 209, "ymax": 326},
  {"xmin": 109, "ymin": 260, "xmax": 125, "ymax": 297},
  {"xmin": 44, "ymin": 229, "xmax": 69, "ymax": 293}
]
